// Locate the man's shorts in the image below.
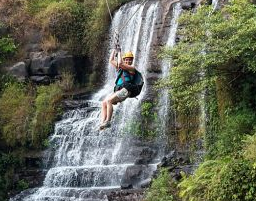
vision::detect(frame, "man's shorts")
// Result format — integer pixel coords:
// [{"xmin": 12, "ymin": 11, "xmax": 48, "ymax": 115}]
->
[{"xmin": 116, "ymin": 88, "xmax": 130, "ymax": 102}]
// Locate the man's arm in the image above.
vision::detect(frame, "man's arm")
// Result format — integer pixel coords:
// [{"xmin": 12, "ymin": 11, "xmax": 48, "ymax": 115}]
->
[
  {"xmin": 109, "ymin": 49, "xmax": 118, "ymax": 69},
  {"xmin": 118, "ymin": 62, "xmax": 135, "ymax": 72}
]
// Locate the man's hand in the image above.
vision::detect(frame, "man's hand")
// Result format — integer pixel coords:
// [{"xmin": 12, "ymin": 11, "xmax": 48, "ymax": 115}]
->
[{"xmin": 115, "ymin": 47, "xmax": 121, "ymax": 53}]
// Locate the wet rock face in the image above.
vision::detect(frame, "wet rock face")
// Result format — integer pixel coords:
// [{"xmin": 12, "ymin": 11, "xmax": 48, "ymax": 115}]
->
[
  {"xmin": 8, "ymin": 152, "xmax": 46, "ymax": 199},
  {"xmin": 10, "ymin": 189, "xmax": 39, "ymax": 201},
  {"xmin": 7, "ymin": 50, "xmax": 93, "ymax": 85},
  {"xmin": 0, "ymin": 24, "xmax": 9, "ymax": 36},
  {"xmin": 180, "ymin": 0, "xmax": 197, "ymax": 10},
  {"xmin": 50, "ymin": 55, "xmax": 75, "ymax": 75},
  {"xmin": 135, "ymin": 147, "xmax": 157, "ymax": 165},
  {"xmin": 8, "ymin": 62, "xmax": 28, "ymax": 81},
  {"xmin": 106, "ymin": 189, "xmax": 144, "ymax": 201},
  {"xmin": 28, "ymin": 51, "xmax": 75, "ymax": 77},
  {"xmin": 121, "ymin": 165, "xmax": 143, "ymax": 189},
  {"xmin": 156, "ymin": 150, "xmax": 198, "ymax": 181},
  {"xmin": 29, "ymin": 54, "xmax": 52, "ymax": 75}
]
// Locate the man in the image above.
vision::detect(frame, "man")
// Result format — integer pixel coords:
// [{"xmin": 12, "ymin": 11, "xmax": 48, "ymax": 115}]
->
[{"xmin": 100, "ymin": 49, "xmax": 135, "ymax": 130}]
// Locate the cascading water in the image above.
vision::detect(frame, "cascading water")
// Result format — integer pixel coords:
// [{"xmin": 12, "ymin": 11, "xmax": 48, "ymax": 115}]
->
[
  {"xmin": 158, "ymin": 3, "xmax": 182, "ymax": 139},
  {"xmin": 11, "ymin": 1, "xmax": 182, "ymax": 201},
  {"xmin": 212, "ymin": 0, "xmax": 219, "ymax": 10}
]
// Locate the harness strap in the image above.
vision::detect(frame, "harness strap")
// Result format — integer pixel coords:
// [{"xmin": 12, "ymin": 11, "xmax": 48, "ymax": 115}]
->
[
  {"xmin": 121, "ymin": 73, "xmax": 126, "ymax": 83},
  {"xmin": 115, "ymin": 68, "xmax": 133, "ymax": 85}
]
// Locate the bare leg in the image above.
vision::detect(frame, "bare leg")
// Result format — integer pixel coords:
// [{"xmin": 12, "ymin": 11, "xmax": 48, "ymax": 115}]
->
[
  {"xmin": 106, "ymin": 93, "xmax": 120, "ymax": 122},
  {"xmin": 106, "ymin": 99, "xmax": 114, "ymax": 122},
  {"xmin": 101, "ymin": 100, "xmax": 107, "ymax": 123}
]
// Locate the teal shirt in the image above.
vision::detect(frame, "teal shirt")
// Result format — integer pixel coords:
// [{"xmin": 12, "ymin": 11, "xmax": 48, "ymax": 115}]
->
[{"xmin": 116, "ymin": 70, "xmax": 134, "ymax": 86}]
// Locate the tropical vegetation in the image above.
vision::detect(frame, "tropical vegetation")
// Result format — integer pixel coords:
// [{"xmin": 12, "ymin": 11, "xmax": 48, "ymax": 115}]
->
[{"xmin": 146, "ymin": 0, "xmax": 256, "ymax": 200}]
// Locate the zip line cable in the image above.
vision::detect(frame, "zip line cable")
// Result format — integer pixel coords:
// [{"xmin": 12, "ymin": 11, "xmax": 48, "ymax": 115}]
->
[
  {"xmin": 118, "ymin": 0, "xmax": 147, "ymax": 34},
  {"xmin": 105, "ymin": 0, "xmax": 113, "ymax": 21}
]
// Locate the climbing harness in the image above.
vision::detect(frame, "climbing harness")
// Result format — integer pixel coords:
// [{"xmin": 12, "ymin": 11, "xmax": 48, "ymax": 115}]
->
[{"xmin": 114, "ymin": 68, "xmax": 144, "ymax": 98}]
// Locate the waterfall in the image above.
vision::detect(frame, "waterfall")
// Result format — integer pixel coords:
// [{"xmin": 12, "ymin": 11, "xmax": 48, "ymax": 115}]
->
[
  {"xmin": 11, "ymin": 1, "xmax": 182, "ymax": 201},
  {"xmin": 158, "ymin": 3, "xmax": 182, "ymax": 141},
  {"xmin": 212, "ymin": 0, "xmax": 219, "ymax": 11}
]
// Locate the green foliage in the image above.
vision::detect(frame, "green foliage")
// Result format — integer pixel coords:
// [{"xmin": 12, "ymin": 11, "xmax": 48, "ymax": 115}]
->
[
  {"xmin": 160, "ymin": 0, "xmax": 256, "ymax": 114},
  {"xmin": 158, "ymin": 1, "xmax": 256, "ymax": 201},
  {"xmin": 0, "ymin": 153, "xmax": 21, "ymax": 201},
  {"xmin": 124, "ymin": 101, "xmax": 159, "ymax": 139},
  {"xmin": 26, "ymin": 0, "xmax": 133, "ymax": 55},
  {"xmin": 145, "ymin": 168, "xmax": 178, "ymax": 201},
  {"xmin": 30, "ymin": 83, "xmax": 63, "ymax": 146},
  {"xmin": 124, "ymin": 120, "xmax": 157, "ymax": 139},
  {"xmin": 242, "ymin": 133, "xmax": 256, "ymax": 161},
  {"xmin": 1, "ymin": 0, "xmax": 134, "ymax": 58},
  {"xmin": 0, "ymin": 80, "xmax": 64, "ymax": 148},
  {"xmin": 214, "ymin": 109, "xmax": 256, "ymax": 158},
  {"xmin": 35, "ymin": 0, "xmax": 89, "ymax": 54},
  {"xmin": 179, "ymin": 159, "xmax": 226, "ymax": 201},
  {"xmin": 204, "ymin": 91, "xmax": 220, "ymax": 157},
  {"xmin": 84, "ymin": 0, "xmax": 111, "ymax": 56},
  {"xmin": 0, "ymin": 37, "xmax": 17, "ymax": 64},
  {"xmin": 179, "ymin": 158, "xmax": 256, "ymax": 201},
  {"xmin": 42, "ymin": 139, "xmax": 50, "ymax": 148},
  {"xmin": 141, "ymin": 101, "xmax": 158, "ymax": 121},
  {"xmin": 25, "ymin": 0, "xmax": 58, "ymax": 15},
  {"xmin": 141, "ymin": 102, "xmax": 154, "ymax": 117},
  {"xmin": 84, "ymin": 0, "xmax": 133, "ymax": 56},
  {"xmin": 17, "ymin": 179, "xmax": 29, "ymax": 191},
  {"xmin": 0, "ymin": 74, "xmax": 17, "ymax": 94},
  {"xmin": 0, "ymin": 82, "xmax": 34, "ymax": 147},
  {"xmin": 58, "ymin": 71, "xmax": 75, "ymax": 92},
  {"xmin": 0, "ymin": 75, "xmax": 66, "ymax": 199}
]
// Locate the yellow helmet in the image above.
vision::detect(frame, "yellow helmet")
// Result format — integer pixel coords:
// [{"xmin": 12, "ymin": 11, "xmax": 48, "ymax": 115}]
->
[{"xmin": 122, "ymin": 51, "xmax": 134, "ymax": 59}]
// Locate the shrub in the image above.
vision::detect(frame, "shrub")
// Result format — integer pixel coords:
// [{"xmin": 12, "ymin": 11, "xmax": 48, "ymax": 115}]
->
[
  {"xmin": 141, "ymin": 102, "xmax": 154, "ymax": 117},
  {"xmin": 179, "ymin": 158, "xmax": 256, "ymax": 201},
  {"xmin": 41, "ymin": 34, "xmax": 58, "ymax": 53},
  {"xmin": 0, "ymin": 0, "xmax": 32, "ymax": 48},
  {"xmin": 0, "ymin": 153, "xmax": 22, "ymax": 200},
  {"xmin": 0, "ymin": 74, "xmax": 17, "ymax": 94},
  {"xmin": 179, "ymin": 159, "xmax": 226, "ymax": 201},
  {"xmin": 210, "ymin": 159, "xmax": 256, "ymax": 201},
  {"xmin": 124, "ymin": 101, "xmax": 159, "ymax": 139},
  {"xmin": 145, "ymin": 168, "xmax": 178, "ymax": 201},
  {"xmin": 242, "ymin": 133, "xmax": 256, "ymax": 161},
  {"xmin": 58, "ymin": 71, "xmax": 75, "ymax": 92},
  {"xmin": 84, "ymin": 0, "xmax": 133, "ymax": 56},
  {"xmin": 25, "ymin": 0, "xmax": 58, "ymax": 15},
  {"xmin": 0, "ymin": 37, "xmax": 17, "ymax": 64},
  {"xmin": 36, "ymin": 0, "xmax": 89, "ymax": 54},
  {"xmin": 0, "ymin": 79, "xmax": 65, "ymax": 148},
  {"xmin": 214, "ymin": 109, "xmax": 256, "ymax": 158},
  {"xmin": 0, "ymin": 82, "xmax": 34, "ymax": 147},
  {"xmin": 160, "ymin": 0, "xmax": 256, "ymax": 114},
  {"xmin": 30, "ymin": 83, "xmax": 63, "ymax": 146},
  {"xmin": 17, "ymin": 179, "xmax": 29, "ymax": 191}
]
